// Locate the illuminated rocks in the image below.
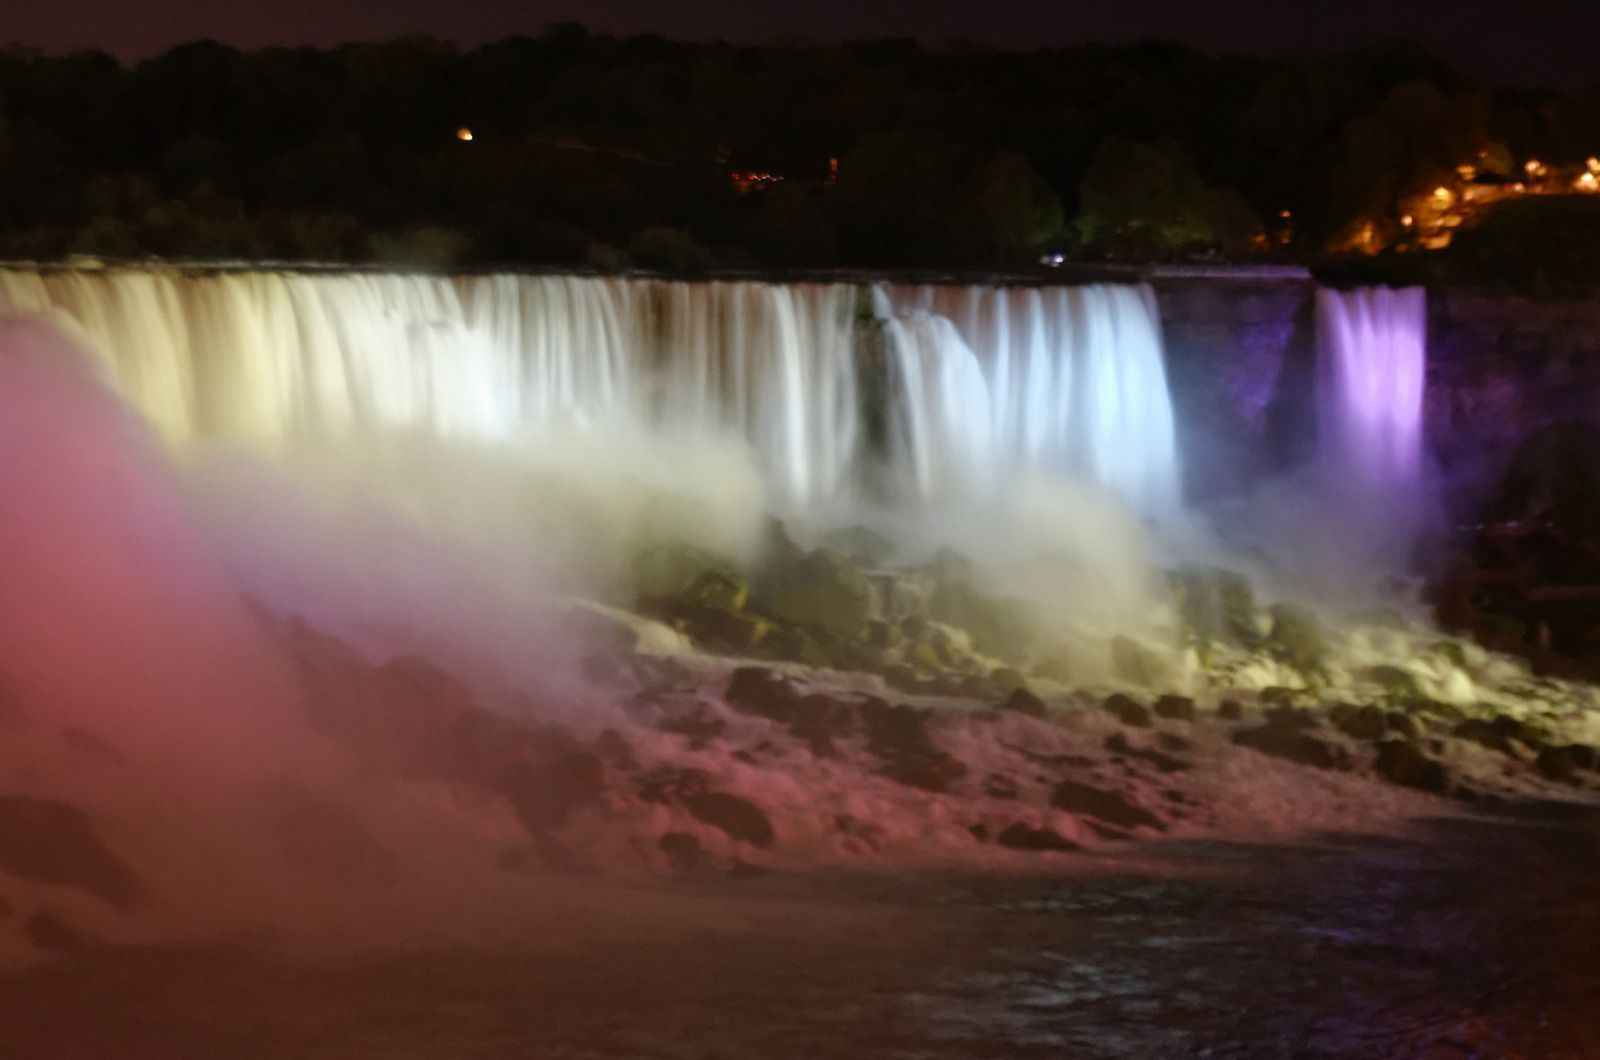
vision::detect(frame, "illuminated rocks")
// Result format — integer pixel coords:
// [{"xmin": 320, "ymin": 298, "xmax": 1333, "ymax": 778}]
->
[
  {"xmin": 684, "ymin": 792, "xmax": 775, "ymax": 849},
  {"xmin": 1374, "ymin": 740, "xmax": 1451, "ymax": 794},
  {"xmin": 996, "ymin": 823, "xmax": 1081, "ymax": 853},
  {"xmin": 1102, "ymin": 693, "xmax": 1152, "ymax": 728},
  {"xmin": 1050, "ymin": 780, "xmax": 1164, "ymax": 832},
  {"xmin": 1230, "ymin": 711, "xmax": 1351, "ymax": 771}
]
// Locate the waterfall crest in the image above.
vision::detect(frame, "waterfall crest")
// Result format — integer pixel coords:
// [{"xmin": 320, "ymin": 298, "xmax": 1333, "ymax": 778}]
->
[{"xmin": 0, "ymin": 269, "xmax": 1180, "ymax": 516}]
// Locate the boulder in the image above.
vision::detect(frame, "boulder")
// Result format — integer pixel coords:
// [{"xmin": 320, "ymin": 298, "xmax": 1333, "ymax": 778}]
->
[
  {"xmin": 632, "ymin": 540, "xmax": 745, "ymax": 611},
  {"xmin": 997, "ymin": 687, "xmax": 1048, "ymax": 719},
  {"xmin": 1102, "ymin": 693, "xmax": 1152, "ymax": 728},
  {"xmin": 1231, "ymin": 713, "xmax": 1349, "ymax": 770},
  {"xmin": 1374, "ymin": 740, "xmax": 1450, "ymax": 793},
  {"xmin": 1330, "ymin": 703, "xmax": 1388, "ymax": 741},
  {"xmin": 685, "ymin": 792, "xmax": 775, "ymax": 848},
  {"xmin": 996, "ymin": 823, "xmax": 1081, "ymax": 852},
  {"xmin": 1535, "ymin": 745, "xmax": 1586, "ymax": 783},
  {"xmin": 0, "ymin": 796, "xmax": 141, "ymax": 910},
  {"xmin": 1105, "ymin": 732, "xmax": 1189, "ymax": 773},
  {"xmin": 1153, "ymin": 694, "xmax": 1197, "ymax": 722},
  {"xmin": 1218, "ymin": 699, "xmax": 1245, "ymax": 720},
  {"xmin": 757, "ymin": 547, "xmax": 871, "ymax": 637},
  {"xmin": 1050, "ymin": 780, "xmax": 1164, "ymax": 831}
]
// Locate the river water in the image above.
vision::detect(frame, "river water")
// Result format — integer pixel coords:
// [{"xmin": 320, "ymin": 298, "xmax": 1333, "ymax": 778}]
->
[{"xmin": 4, "ymin": 803, "xmax": 1597, "ymax": 1059}]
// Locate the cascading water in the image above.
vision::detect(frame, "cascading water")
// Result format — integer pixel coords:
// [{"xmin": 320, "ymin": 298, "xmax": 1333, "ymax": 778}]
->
[
  {"xmin": 881, "ymin": 283, "xmax": 1181, "ymax": 516},
  {"xmin": 0, "ymin": 268, "xmax": 1180, "ymax": 518},
  {"xmin": 1316, "ymin": 286, "xmax": 1427, "ymax": 500},
  {"xmin": 1315, "ymin": 286, "xmax": 1428, "ymax": 559}
]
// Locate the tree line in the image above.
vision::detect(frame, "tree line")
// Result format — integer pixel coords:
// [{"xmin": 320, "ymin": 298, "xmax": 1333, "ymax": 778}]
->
[{"xmin": 0, "ymin": 26, "xmax": 1596, "ymax": 274}]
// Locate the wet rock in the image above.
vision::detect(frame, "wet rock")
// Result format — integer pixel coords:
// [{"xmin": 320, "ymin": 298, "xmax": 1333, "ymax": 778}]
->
[
  {"xmin": 656, "ymin": 832, "xmax": 704, "ymax": 868},
  {"xmin": 1218, "ymin": 699, "xmax": 1245, "ymax": 720},
  {"xmin": 1535, "ymin": 745, "xmax": 1587, "ymax": 784},
  {"xmin": 681, "ymin": 609, "xmax": 773, "ymax": 653},
  {"xmin": 1331, "ymin": 703, "xmax": 1388, "ymax": 741},
  {"xmin": 685, "ymin": 792, "xmax": 775, "ymax": 848},
  {"xmin": 1050, "ymin": 780, "xmax": 1164, "ymax": 831},
  {"xmin": 1231, "ymin": 716, "xmax": 1349, "ymax": 770},
  {"xmin": 755, "ymin": 624, "xmax": 832, "ymax": 668},
  {"xmin": 860, "ymin": 699, "xmax": 969, "ymax": 792},
  {"xmin": 1153, "ymin": 695, "xmax": 1197, "ymax": 722},
  {"xmin": 1375, "ymin": 740, "xmax": 1450, "ymax": 793},
  {"xmin": 1105, "ymin": 732, "xmax": 1190, "ymax": 773},
  {"xmin": 274, "ymin": 797, "xmax": 397, "ymax": 887},
  {"xmin": 1172, "ymin": 565, "xmax": 1261, "ymax": 647},
  {"xmin": 0, "ymin": 796, "xmax": 142, "ymax": 911},
  {"xmin": 866, "ymin": 620, "xmax": 902, "ymax": 650},
  {"xmin": 1267, "ymin": 603, "xmax": 1326, "ymax": 670},
  {"xmin": 1385, "ymin": 711, "xmax": 1423, "ymax": 740},
  {"xmin": 500, "ymin": 752, "xmax": 606, "ymax": 834},
  {"xmin": 880, "ymin": 753, "xmax": 970, "ymax": 793},
  {"xmin": 1102, "ymin": 693, "xmax": 1152, "ymax": 728},
  {"xmin": 632, "ymin": 540, "xmax": 745, "ymax": 611},
  {"xmin": 997, "ymin": 687, "xmax": 1048, "ymax": 719},
  {"xmin": 1452, "ymin": 718, "xmax": 1520, "ymax": 755},
  {"xmin": 996, "ymin": 823, "xmax": 1081, "ymax": 852},
  {"xmin": 758, "ymin": 547, "xmax": 871, "ymax": 637},
  {"xmin": 1561, "ymin": 744, "xmax": 1599, "ymax": 771},
  {"xmin": 25, "ymin": 910, "xmax": 87, "ymax": 952},
  {"xmin": 724, "ymin": 667, "xmax": 802, "ymax": 722},
  {"xmin": 1262, "ymin": 705, "xmax": 1319, "ymax": 730}
]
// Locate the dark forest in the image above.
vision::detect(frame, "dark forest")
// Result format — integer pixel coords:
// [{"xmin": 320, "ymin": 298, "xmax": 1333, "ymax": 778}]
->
[{"xmin": 2, "ymin": 26, "xmax": 1599, "ymax": 278}]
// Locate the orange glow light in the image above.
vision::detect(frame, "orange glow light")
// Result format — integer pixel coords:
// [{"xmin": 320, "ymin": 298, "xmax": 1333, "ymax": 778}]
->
[{"xmin": 456, "ymin": 128, "xmax": 473, "ymax": 141}]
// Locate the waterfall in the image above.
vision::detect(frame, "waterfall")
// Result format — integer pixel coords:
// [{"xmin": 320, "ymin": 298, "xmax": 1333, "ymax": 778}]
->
[
  {"xmin": 881, "ymin": 283, "xmax": 1180, "ymax": 515},
  {"xmin": 0, "ymin": 268, "xmax": 1180, "ymax": 517},
  {"xmin": 1315, "ymin": 286, "xmax": 1427, "ymax": 503}
]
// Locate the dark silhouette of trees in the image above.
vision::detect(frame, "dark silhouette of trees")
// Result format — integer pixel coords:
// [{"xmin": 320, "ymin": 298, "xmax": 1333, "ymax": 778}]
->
[{"xmin": 0, "ymin": 28, "xmax": 1592, "ymax": 272}]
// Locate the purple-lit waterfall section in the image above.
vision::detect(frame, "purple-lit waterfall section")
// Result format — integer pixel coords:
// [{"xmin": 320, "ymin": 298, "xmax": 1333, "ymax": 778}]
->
[{"xmin": 1315, "ymin": 286, "xmax": 1427, "ymax": 502}]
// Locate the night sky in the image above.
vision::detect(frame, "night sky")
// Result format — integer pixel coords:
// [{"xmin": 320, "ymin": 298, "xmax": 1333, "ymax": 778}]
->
[{"xmin": 0, "ymin": 0, "xmax": 1594, "ymax": 90}]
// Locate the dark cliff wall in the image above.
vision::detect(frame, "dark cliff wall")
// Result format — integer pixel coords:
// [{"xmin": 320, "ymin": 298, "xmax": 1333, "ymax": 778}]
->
[{"xmin": 1154, "ymin": 277, "xmax": 1600, "ymax": 520}]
